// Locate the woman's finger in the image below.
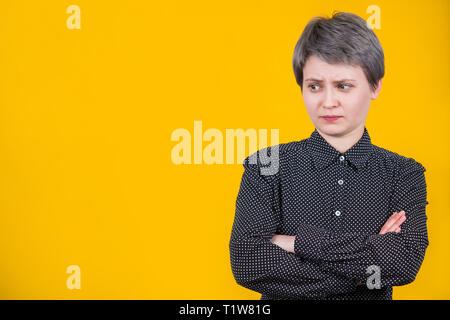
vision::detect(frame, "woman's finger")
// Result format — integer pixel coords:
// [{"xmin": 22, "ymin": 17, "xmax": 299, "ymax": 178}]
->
[
  {"xmin": 388, "ymin": 211, "xmax": 406, "ymax": 232},
  {"xmin": 379, "ymin": 212, "xmax": 401, "ymax": 234}
]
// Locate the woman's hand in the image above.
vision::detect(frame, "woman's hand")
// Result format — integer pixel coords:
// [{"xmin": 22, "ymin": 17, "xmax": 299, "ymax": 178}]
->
[
  {"xmin": 379, "ymin": 211, "xmax": 406, "ymax": 235},
  {"xmin": 269, "ymin": 234, "xmax": 296, "ymax": 254}
]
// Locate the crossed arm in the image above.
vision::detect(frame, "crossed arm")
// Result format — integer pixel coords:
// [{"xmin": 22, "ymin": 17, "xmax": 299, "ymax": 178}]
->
[
  {"xmin": 270, "ymin": 210, "xmax": 407, "ymax": 286},
  {"xmin": 271, "ymin": 210, "xmax": 406, "ymax": 254},
  {"xmin": 229, "ymin": 157, "xmax": 429, "ymax": 299}
]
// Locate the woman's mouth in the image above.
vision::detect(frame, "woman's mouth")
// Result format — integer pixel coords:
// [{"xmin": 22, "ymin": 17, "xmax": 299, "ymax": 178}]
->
[{"xmin": 321, "ymin": 116, "xmax": 342, "ymax": 122}]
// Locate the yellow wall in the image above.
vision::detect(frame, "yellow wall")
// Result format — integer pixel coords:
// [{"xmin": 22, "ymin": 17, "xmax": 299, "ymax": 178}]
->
[{"xmin": 0, "ymin": 0, "xmax": 448, "ymax": 299}]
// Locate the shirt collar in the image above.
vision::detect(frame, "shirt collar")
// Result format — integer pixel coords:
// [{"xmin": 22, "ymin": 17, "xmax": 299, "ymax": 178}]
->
[{"xmin": 306, "ymin": 126, "xmax": 373, "ymax": 171}]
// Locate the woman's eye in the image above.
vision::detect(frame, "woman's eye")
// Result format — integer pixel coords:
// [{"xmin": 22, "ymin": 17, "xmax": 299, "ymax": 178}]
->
[
  {"xmin": 338, "ymin": 83, "xmax": 353, "ymax": 90},
  {"xmin": 309, "ymin": 84, "xmax": 320, "ymax": 91}
]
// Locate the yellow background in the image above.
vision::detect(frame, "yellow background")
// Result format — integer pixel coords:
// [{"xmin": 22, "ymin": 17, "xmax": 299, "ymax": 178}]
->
[{"xmin": 0, "ymin": 0, "xmax": 448, "ymax": 299}]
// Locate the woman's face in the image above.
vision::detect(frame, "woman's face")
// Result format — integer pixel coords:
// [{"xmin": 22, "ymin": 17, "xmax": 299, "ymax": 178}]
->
[{"xmin": 302, "ymin": 55, "xmax": 382, "ymax": 137}]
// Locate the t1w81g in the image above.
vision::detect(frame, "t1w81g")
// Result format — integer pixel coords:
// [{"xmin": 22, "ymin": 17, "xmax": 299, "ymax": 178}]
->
[{"xmin": 222, "ymin": 304, "xmax": 271, "ymax": 315}]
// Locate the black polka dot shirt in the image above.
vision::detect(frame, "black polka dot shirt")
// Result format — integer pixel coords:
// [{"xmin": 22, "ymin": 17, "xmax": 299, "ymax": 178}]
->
[{"xmin": 229, "ymin": 126, "xmax": 429, "ymax": 300}]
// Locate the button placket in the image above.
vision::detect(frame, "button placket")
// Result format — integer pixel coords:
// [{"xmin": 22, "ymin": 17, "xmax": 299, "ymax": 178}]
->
[{"xmin": 332, "ymin": 156, "xmax": 348, "ymax": 232}]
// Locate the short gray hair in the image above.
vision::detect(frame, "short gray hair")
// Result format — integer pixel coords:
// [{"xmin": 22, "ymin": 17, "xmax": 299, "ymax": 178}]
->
[{"xmin": 292, "ymin": 11, "xmax": 384, "ymax": 91}]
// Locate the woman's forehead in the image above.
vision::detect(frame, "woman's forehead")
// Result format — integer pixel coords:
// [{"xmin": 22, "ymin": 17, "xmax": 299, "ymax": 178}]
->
[{"xmin": 303, "ymin": 56, "xmax": 365, "ymax": 80}]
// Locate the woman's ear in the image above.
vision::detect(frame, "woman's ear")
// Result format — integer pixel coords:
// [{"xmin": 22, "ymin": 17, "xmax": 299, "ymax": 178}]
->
[{"xmin": 371, "ymin": 78, "xmax": 383, "ymax": 99}]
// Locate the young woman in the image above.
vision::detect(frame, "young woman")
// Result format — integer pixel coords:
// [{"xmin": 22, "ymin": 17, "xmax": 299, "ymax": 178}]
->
[{"xmin": 229, "ymin": 11, "xmax": 429, "ymax": 300}]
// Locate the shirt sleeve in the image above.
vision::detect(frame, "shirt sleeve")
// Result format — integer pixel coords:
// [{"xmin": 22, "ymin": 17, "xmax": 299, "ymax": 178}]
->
[
  {"xmin": 293, "ymin": 158, "xmax": 429, "ymax": 288},
  {"xmin": 229, "ymin": 152, "xmax": 358, "ymax": 299}
]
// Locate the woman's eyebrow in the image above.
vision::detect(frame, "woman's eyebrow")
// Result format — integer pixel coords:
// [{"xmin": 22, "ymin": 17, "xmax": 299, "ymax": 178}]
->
[{"xmin": 304, "ymin": 78, "xmax": 357, "ymax": 83}]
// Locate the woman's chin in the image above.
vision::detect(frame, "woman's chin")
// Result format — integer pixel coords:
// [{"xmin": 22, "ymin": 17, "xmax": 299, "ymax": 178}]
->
[{"xmin": 316, "ymin": 123, "xmax": 348, "ymax": 136}]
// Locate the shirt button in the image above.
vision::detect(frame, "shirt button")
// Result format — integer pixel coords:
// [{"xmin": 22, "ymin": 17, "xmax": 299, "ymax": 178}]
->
[
  {"xmin": 338, "ymin": 179, "xmax": 344, "ymax": 185},
  {"xmin": 335, "ymin": 210, "xmax": 341, "ymax": 216},
  {"xmin": 339, "ymin": 156, "xmax": 345, "ymax": 161}
]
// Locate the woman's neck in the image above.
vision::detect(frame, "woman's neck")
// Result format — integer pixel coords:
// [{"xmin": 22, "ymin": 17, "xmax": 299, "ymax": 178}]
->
[{"xmin": 316, "ymin": 124, "xmax": 365, "ymax": 154}]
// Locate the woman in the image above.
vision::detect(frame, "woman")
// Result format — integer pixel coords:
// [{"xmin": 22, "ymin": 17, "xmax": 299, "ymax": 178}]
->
[{"xmin": 229, "ymin": 11, "xmax": 429, "ymax": 300}]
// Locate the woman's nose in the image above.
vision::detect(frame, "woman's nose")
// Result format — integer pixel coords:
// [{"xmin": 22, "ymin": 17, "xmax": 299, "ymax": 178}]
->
[{"xmin": 322, "ymin": 87, "xmax": 338, "ymax": 108}]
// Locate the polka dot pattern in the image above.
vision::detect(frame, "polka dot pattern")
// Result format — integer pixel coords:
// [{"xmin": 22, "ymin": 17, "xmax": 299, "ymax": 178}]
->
[{"xmin": 229, "ymin": 126, "xmax": 429, "ymax": 300}]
